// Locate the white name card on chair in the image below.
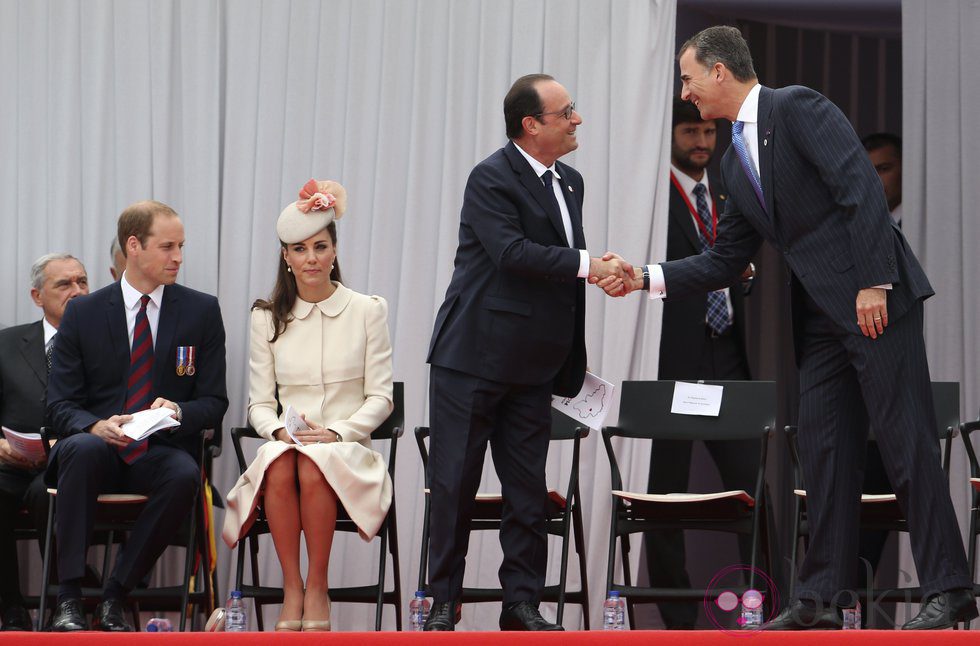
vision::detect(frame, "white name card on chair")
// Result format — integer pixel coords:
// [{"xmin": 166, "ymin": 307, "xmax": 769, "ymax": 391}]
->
[{"xmin": 670, "ymin": 381, "xmax": 723, "ymax": 416}]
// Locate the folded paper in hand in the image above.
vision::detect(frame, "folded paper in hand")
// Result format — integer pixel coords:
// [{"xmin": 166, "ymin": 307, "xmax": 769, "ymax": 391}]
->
[
  {"xmin": 283, "ymin": 405, "xmax": 308, "ymax": 445},
  {"xmin": 121, "ymin": 408, "xmax": 180, "ymax": 441},
  {"xmin": 2, "ymin": 426, "xmax": 46, "ymax": 462}
]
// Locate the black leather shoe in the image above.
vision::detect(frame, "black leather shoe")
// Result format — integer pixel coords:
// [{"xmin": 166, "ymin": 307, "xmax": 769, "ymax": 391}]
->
[
  {"xmin": 94, "ymin": 599, "xmax": 133, "ymax": 632},
  {"xmin": 423, "ymin": 601, "xmax": 461, "ymax": 631},
  {"xmin": 50, "ymin": 599, "xmax": 88, "ymax": 632},
  {"xmin": 499, "ymin": 601, "xmax": 564, "ymax": 631},
  {"xmin": 902, "ymin": 589, "xmax": 978, "ymax": 630},
  {"xmin": 1, "ymin": 605, "xmax": 32, "ymax": 631},
  {"xmin": 763, "ymin": 600, "xmax": 841, "ymax": 630}
]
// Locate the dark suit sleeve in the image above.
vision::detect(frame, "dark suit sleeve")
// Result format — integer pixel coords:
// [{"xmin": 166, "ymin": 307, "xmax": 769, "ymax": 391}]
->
[
  {"xmin": 780, "ymin": 86, "xmax": 896, "ymax": 288},
  {"xmin": 462, "ymin": 163, "xmax": 582, "ymax": 279},
  {"xmin": 46, "ymin": 300, "xmax": 102, "ymax": 437},
  {"xmin": 661, "ymin": 166, "xmax": 763, "ymax": 299},
  {"xmin": 173, "ymin": 296, "xmax": 228, "ymax": 440}
]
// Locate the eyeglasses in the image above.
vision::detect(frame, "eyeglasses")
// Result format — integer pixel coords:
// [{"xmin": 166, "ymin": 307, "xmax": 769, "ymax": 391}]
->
[{"xmin": 535, "ymin": 101, "xmax": 576, "ymax": 121}]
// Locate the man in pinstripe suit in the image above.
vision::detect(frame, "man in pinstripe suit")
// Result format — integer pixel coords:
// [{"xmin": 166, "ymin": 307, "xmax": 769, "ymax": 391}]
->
[{"xmin": 599, "ymin": 26, "xmax": 976, "ymax": 630}]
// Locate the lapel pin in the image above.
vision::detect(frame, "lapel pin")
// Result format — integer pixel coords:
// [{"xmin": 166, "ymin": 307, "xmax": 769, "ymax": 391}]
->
[{"xmin": 568, "ymin": 186, "xmax": 574, "ymax": 192}]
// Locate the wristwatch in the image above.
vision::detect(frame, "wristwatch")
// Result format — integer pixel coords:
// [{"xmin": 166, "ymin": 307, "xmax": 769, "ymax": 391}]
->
[
  {"xmin": 641, "ymin": 265, "xmax": 651, "ymax": 292},
  {"xmin": 173, "ymin": 403, "xmax": 183, "ymax": 423}
]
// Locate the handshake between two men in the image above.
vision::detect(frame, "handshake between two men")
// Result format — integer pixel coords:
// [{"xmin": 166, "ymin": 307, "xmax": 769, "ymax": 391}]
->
[{"xmin": 587, "ymin": 253, "xmax": 755, "ymax": 297}]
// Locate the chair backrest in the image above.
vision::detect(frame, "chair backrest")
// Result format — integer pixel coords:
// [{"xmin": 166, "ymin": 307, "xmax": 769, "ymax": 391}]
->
[{"xmin": 612, "ymin": 380, "xmax": 777, "ymax": 441}]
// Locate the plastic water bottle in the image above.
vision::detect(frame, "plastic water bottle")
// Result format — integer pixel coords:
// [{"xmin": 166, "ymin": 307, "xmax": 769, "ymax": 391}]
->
[
  {"xmin": 843, "ymin": 601, "xmax": 862, "ymax": 630},
  {"xmin": 145, "ymin": 617, "xmax": 173, "ymax": 632},
  {"xmin": 409, "ymin": 590, "xmax": 431, "ymax": 630},
  {"xmin": 225, "ymin": 590, "xmax": 248, "ymax": 632},
  {"xmin": 603, "ymin": 590, "xmax": 626, "ymax": 630},
  {"xmin": 740, "ymin": 589, "xmax": 764, "ymax": 629}
]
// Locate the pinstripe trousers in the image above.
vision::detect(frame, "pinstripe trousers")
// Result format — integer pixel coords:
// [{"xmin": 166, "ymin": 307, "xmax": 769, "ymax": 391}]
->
[{"xmin": 793, "ymin": 294, "xmax": 971, "ymax": 603}]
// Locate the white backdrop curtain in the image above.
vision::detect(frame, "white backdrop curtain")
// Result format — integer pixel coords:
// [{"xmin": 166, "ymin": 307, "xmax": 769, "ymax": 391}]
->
[
  {"xmin": 899, "ymin": 0, "xmax": 980, "ymax": 624},
  {"xmin": 1, "ymin": 0, "xmax": 676, "ymax": 630}
]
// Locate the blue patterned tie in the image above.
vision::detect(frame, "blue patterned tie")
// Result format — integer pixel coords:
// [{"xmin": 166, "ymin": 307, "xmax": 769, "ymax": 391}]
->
[
  {"xmin": 731, "ymin": 121, "xmax": 765, "ymax": 210},
  {"xmin": 693, "ymin": 184, "xmax": 731, "ymax": 335}
]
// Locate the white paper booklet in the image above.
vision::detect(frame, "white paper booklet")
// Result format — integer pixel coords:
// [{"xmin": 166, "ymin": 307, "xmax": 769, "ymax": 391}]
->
[
  {"xmin": 283, "ymin": 405, "xmax": 309, "ymax": 445},
  {"xmin": 2, "ymin": 426, "xmax": 46, "ymax": 462},
  {"xmin": 551, "ymin": 372, "xmax": 615, "ymax": 432},
  {"xmin": 121, "ymin": 408, "xmax": 180, "ymax": 441}
]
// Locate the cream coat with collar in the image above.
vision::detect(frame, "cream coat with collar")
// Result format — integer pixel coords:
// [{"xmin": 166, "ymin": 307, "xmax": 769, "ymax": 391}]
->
[{"xmin": 222, "ymin": 283, "xmax": 393, "ymax": 545}]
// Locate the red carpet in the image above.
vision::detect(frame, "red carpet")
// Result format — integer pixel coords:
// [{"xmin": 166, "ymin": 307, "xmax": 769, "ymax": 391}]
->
[{"xmin": 1, "ymin": 631, "xmax": 978, "ymax": 645}]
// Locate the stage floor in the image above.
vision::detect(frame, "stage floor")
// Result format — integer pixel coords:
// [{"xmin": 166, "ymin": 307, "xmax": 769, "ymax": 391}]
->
[{"xmin": 1, "ymin": 630, "xmax": 978, "ymax": 645}]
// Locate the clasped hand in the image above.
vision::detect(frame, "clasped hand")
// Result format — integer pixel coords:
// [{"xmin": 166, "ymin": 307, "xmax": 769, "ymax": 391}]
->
[
  {"xmin": 588, "ymin": 254, "xmax": 636, "ymax": 296},
  {"xmin": 590, "ymin": 252, "xmax": 642, "ymax": 296},
  {"xmin": 274, "ymin": 413, "xmax": 340, "ymax": 445}
]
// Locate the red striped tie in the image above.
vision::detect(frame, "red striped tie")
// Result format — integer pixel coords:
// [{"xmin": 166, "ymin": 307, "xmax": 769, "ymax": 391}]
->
[{"xmin": 119, "ymin": 294, "xmax": 153, "ymax": 464}]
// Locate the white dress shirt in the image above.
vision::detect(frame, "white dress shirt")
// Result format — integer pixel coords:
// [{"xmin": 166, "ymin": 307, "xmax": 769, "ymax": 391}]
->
[
  {"xmin": 42, "ymin": 317, "xmax": 58, "ymax": 350},
  {"xmin": 513, "ymin": 142, "xmax": 591, "ymax": 278},
  {"xmin": 120, "ymin": 272, "xmax": 164, "ymax": 348}
]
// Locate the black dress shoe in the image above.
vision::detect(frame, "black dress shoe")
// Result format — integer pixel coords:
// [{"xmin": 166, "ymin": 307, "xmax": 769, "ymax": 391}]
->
[
  {"xmin": 499, "ymin": 601, "xmax": 564, "ymax": 631},
  {"xmin": 763, "ymin": 600, "xmax": 841, "ymax": 630},
  {"xmin": 1, "ymin": 605, "xmax": 33, "ymax": 631},
  {"xmin": 902, "ymin": 588, "xmax": 978, "ymax": 630},
  {"xmin": 94, "ymin": 599, "xmax": 133, "ymax": 632},
  {"xmin": 50, "ymin": 599, "xmax": 88, "ymax": 632},
  {"xmin": 423, "ymin": 601, "xmax": 460, "ymax": 631}
]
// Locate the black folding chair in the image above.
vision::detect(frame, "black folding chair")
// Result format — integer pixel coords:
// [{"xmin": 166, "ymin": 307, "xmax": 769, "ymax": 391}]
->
[
  {"xmin": 602, "ymin": 380, "xmax": 776, "ymax": 629},
  {"xmin": 414, "ymin": 409, "xmax": 591, "ymax": 628}
]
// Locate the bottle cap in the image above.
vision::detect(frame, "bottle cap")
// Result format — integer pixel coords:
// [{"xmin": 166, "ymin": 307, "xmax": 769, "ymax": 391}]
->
[
  {"xmin": 231, "ymin": 590, "xmax": 243, "ymax": 599},
  {"xmin": 608, "ymin": 590, "xmax": 620, "ymax": 598}
]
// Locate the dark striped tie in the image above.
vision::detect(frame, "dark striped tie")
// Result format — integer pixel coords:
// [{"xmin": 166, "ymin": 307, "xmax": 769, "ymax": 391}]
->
[{"xmin": 119, "ymin": 294, "xmax": 153, "ymax": 464}]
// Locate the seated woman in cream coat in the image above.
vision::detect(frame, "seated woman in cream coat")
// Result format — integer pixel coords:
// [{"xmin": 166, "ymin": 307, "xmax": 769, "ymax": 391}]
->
[{"xmin": 222, "ymin": 180, "xmax": 393, "ymax": 632}]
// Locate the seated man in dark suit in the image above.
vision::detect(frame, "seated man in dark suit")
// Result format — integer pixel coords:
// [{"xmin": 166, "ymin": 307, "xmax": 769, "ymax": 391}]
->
[
  {"xmin": 45, "ymin": 200, "xmax": 228, "ymax": 632},
  {"xmin": 0, "ymin": 253, "xmax": 89, "ymax": 631}
]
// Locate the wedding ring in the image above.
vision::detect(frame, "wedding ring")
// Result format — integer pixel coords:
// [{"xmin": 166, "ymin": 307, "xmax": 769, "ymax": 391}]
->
[{"xmin": 873, "ymin": 317, "xmax": 881, "ymax": 321}]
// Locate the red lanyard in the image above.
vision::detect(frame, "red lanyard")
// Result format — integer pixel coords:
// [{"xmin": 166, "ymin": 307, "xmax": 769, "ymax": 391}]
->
[{"xmin": 670, "ymin": 171, "xmax": 718, "ymax": 246}]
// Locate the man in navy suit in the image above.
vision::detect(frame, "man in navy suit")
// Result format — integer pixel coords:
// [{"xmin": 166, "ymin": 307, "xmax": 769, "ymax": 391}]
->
[
  {"xmin": 600, "ymin": 26, "xmax": 975, "ymax": 630},
  {"xmin": 0, "ymin": 253, "xmax": 88, "ymax": 631},
  {"xmin": 645, "ymin": 97, "xmax": 756, "ymax": 629},
  {"xmin": 45, "ymin": 201, "xmax": 228, "ymax": 631},
  {"xmin": 424, "ymin": 74, "xmax": 631, "ymax": 631}
]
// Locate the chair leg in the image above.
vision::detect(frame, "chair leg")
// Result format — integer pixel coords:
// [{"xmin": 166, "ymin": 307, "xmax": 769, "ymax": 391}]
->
[
  {"xmin": 387, "ymin": 507, "xmax": 403, "ymax": 632},
  {"xmin": 572, "ymin": 500, "xmax": 590, "ymax": 630},
  {"xmin": 248, "ymin": 536, "xmax": 264, "ymax": 632},
  {"xmin": 621, "ymin": 536, "xmax": 636, "ymax": 630},
  {"xmin": 177, "ymin": 508, "xmax": 199, "ymax": 631},
  {"xmin": 39, "ymin": 494, "xmax": 56, "ymax": 630},
  {"xmin": 967, "ymin": 500, "xmax": 979, "ymax": 629},
  {"xmin": 417, "ymin": 493, "xmax": 431, "ymax": 594},
  {"xmin": 556, "ymin": 510, "xmax": 572, "ymax": 626},
  {"xmin": 375, "ymin": 525, "xmax": 388, "ymax": 631}
]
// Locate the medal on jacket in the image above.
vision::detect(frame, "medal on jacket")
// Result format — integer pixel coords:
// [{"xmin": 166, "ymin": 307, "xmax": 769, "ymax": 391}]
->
[{"xmin": 176, "ymin": 346, "xmax": 197, "ymax": 376}]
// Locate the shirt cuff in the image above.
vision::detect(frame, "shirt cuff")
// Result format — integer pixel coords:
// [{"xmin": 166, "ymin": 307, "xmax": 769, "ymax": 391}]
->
[
  {"xmin": 576, "ymin": 250, "xmax": 591, "ymax": 279},
  {"xmin": 871, "ymin": 284, "xmax": 893, "ymax": 290},
  {"xmin": 647, "ymin": 264, "xmax": 667, "ymax": 299}
]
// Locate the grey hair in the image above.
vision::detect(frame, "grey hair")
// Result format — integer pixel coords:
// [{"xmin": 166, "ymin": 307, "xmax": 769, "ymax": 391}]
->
[
  {"xmin": 110, "ymin": 235, "xmax": 122, "ymax": 260},
  {"xmin": 679, "ymin": 26, "xmax": 757, "ymax": 83},
  {"xmin": 30, "ymin": 253, "xmax": 80, "ymax": 290}
]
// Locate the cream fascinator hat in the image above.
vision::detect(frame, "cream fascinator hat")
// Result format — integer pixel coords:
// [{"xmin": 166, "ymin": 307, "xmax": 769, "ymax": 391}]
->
[{"xmin": 276, "ymin": 179, "xmax": 348, "ymax": 244}]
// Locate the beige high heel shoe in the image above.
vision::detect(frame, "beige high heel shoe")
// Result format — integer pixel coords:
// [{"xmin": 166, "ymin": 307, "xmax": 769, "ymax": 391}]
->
[
  {"xmin": 301, "ymin": 597, "xmax": 331, "ymax": 632},
  {"xmin": 274, "ymin": 619, "xmax": 303, "ymax": 632}
]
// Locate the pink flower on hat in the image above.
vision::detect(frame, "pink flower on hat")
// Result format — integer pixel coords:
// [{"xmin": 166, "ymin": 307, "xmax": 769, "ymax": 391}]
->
[{"xmin": 297, "ymin": 179, "xmax": 346, "ymax": 218}]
